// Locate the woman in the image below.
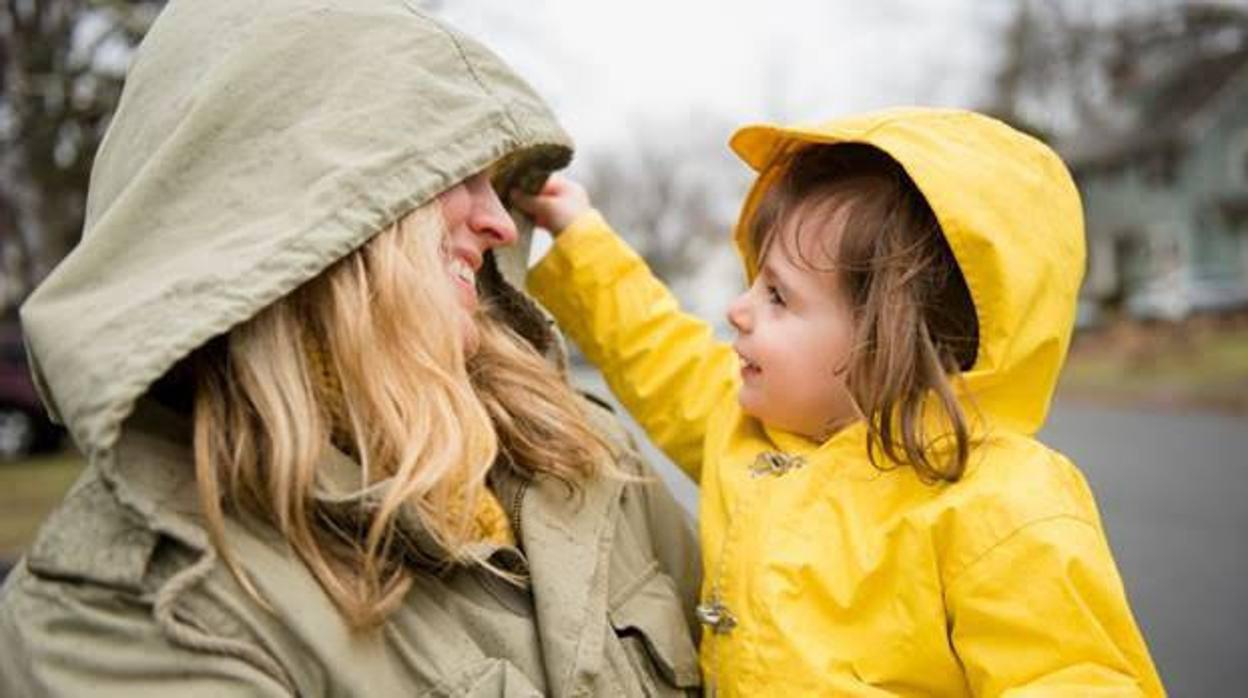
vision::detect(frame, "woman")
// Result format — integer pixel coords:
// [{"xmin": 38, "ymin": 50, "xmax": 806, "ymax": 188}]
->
[{"xmin": 0, "ymin": 1, "xmax": 701, "ymax": 695}]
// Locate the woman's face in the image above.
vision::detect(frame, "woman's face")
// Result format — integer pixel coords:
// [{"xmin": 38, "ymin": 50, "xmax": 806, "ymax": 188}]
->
[{"xmin": 436, "ymin": 171, "xmax": 518, "ymax": 351}]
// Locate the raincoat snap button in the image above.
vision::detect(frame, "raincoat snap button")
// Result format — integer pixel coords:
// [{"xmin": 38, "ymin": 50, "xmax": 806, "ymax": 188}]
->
[
  {"xmin": 696, "ymin": 598, "xmax": 738, "ymax": 635},
  {"xmin": 749, "ymin": 451, "xmax": 805, "ymax": 478}
]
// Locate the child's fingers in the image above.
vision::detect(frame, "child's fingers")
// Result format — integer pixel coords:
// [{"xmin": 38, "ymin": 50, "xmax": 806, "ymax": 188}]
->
[
  {"xmin": 512, "ymin": 178, "xmax": 566, "ymax": 208},
  {"xmin": 539, "ymin": 174, "xmax": 570, "ymax": 196},
  {"xmin": 510, "ymin": 175, "xmax": 589, "ymax": 234},
  {"xmin": 509, "ymin": 190, "xmax": 559, "ymax": 234}
]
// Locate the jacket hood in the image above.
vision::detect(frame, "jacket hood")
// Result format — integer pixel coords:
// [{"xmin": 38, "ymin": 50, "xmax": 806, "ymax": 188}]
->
[
  {"xmin": 21, "ymin": 0, "xmax": 572, "ymax": 456},
  {"xmin": 730, "ymin": 107, "xmax": 1085, "ymax": 435}
]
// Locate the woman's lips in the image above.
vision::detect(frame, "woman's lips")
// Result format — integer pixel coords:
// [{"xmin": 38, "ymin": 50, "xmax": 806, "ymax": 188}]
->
[{"xmin": 447, "ymin": 255, "xmax": 478, "ymax": 310}]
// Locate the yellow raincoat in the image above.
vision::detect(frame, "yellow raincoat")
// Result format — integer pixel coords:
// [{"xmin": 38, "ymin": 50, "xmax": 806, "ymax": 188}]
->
[{"xmin": 529, "ymin": 108, "xmax": 1163, "ymax": 696}]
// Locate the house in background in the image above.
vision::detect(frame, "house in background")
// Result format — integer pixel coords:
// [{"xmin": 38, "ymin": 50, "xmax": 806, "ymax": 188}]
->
[{"xmin": 1064, "ymin": 47, "xmax": 1248, "ymax": 326}]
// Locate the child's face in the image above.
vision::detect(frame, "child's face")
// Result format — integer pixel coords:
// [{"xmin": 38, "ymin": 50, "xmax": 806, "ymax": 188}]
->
[{"xmin": 727, "ymin": 216, "xmax": 858, "ymax": 440}]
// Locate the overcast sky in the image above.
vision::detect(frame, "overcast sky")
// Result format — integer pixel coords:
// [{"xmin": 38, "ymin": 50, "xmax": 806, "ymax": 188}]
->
[
  {"xmin": 437, "ymin": 0, "xmax": 1015, "ymax": 151},
  {"xmin": 430, "ymin": 1, "xmax": 1028, "ymax": 319}
]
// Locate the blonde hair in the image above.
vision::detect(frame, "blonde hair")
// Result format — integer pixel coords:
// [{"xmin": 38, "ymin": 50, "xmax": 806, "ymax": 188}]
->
[
  {"xmin": 750, "ymin": 144, "xmax": 979, "ymax": 482},
  {"xmin": 191, "ymin": 202, "xmax": 612, "ymax": 628}
]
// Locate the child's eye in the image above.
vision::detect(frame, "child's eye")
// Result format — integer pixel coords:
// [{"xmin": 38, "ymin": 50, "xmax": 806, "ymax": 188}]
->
[{"xmin": 767, "ymin": 285, "xmax": 785, "ymax": 306}]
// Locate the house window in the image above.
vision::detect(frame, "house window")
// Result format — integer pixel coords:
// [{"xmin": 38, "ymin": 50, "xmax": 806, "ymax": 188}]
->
[{"xmin": 1142, "ymin": 149, "xmax": 1177, "ymax": 187}]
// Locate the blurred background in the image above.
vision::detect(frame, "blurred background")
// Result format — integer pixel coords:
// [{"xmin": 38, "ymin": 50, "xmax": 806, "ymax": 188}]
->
[{"xmin": 2, "ymin": 0, "xmax": 1246, "ymax": 694}]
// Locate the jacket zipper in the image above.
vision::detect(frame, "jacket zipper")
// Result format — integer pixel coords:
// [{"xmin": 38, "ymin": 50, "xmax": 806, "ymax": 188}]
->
[
  {"xmin": 702, "ymin": 483, "xmax": 748, "ymax": 696},
  {"xmin": 508, "ymin": 478, "xmax": 527, "ymax": 545},
  {"xmin": 702, "ymin": 450, "xmax": 804, "ymax": 696}
]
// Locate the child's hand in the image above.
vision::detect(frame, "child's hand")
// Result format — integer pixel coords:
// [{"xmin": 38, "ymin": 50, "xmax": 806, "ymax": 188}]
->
[{"xmin": 513, "ymin": 175, "xmax": 591, "ymax": 236}]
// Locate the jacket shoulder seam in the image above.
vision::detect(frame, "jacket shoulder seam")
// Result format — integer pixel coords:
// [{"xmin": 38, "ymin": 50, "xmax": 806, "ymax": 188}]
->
[{"xmin": 944, "ymin": 513, "xmax": 1098, "ymax": 590}]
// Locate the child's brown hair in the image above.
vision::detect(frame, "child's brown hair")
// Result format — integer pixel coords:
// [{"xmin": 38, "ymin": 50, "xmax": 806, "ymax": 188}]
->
[{"xmin": 749, "ymin": 143, "xmax": 979, "ymax": 482}]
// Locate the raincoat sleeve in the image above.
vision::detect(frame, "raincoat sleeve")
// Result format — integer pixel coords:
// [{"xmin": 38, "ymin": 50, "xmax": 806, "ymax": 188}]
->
[
  {"xmin": 945, "ymin": 515, "xmax": 1165, "ymax": 696},
  {"xmin": 527, "ymin": 211, "xmax": 738, "ymax": 481},
  {"xmin": 0, "ymin": 569, "xmax": 292, "ymax": 697}
]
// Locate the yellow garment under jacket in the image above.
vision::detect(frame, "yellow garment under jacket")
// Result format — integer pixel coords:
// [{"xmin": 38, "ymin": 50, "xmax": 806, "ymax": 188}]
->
[{"xmin": 528, "ymin": 108, "xmax": 1163, "ymax": 696}]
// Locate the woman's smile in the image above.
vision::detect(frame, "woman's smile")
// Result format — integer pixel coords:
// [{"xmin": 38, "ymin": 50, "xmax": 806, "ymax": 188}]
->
[{"xmin": 446, "ymin": 253, "xmax": 480, "ymax": 312}]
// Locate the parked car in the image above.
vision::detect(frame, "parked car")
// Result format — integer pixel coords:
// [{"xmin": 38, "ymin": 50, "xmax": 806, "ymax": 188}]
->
[{"xmin": 0, "ymin": 321, "xmax": 62, "ymax": 461}]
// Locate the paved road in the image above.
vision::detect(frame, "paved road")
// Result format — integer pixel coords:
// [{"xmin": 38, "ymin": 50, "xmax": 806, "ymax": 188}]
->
[
  {"xmin": 574, "ymin": 367, "xmax": 1246, "ymax": 696},
  {"xmin": 1041, "ymin": 404, "xmax": 1247, "ymax": 696}
]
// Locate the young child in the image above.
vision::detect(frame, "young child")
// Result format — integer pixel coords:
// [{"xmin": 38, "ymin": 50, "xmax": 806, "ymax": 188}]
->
[{"xmin": 518, "ymin": 107, "xmax": 1164, "ymax": 696}]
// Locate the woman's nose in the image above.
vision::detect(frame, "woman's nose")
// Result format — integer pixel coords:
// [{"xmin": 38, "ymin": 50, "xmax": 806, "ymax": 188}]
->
[
  {"xmin": 727, "ymin": 292, "xmax": 752, "ymax": 333},
  {"xmin": 467, "ymin": 177, "xmax": 519, "ymax": 248}
]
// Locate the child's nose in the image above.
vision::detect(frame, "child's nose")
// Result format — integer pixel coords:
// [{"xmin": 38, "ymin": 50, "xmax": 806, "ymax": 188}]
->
[{"xmin": 727, "ymin": 293, "xmax": 751, "ymax": 333}]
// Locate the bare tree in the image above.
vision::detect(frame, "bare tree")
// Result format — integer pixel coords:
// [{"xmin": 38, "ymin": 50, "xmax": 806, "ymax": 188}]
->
[
  {"xmin": 989, "ymin": 0, "xmax": 1248, "ymax": 139},
  {"xmin": 0, "ymin": 0, "xmax": 163, "ymax": 309},
  {"xmin": 578, "ymin": 112, "xmax": 749, "ymax": 288}
]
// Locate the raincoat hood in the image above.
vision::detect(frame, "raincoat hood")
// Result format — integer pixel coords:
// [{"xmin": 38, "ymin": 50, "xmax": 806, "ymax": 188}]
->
[
  {"xmin": 730, "ymin": 107, "xmax": 1085, "ymax": 435},
  {"xmin": 21, "ymin": 0, "xmax": 572, "ymax": 456}
]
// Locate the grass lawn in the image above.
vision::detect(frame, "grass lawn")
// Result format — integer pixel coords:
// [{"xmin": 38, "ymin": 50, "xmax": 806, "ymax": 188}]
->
[
  {"xmin": 0, "ymin": 451, "xmax": 85, "ymax": 558},
  {"xmin": 1057, "ymin": 316, "xmax": 1248, "ymax": 413}
]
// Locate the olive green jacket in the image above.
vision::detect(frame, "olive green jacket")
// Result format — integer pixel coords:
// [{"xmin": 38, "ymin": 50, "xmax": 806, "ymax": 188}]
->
[
  {"xmin": 0, "ymin": 0, "xmax": 701, "ymax": 694},
  {"xmin": 0, "ymin": 399, "xmax": 702, "ymax": 696}
]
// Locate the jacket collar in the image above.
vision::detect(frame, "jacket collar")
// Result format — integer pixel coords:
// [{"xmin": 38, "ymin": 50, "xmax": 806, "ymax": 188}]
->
[
  {"xmin": 102, "ymin": 399, "xmax": 626, "ymax": 696},
  {"xmin": 103, "ymin": 399, "xmax": 505, "ymax": 568}
]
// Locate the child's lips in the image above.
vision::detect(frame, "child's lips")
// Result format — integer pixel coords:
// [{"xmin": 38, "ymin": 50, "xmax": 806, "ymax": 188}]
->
[{"xmin": 735, "ymin": 348, "xmax": 761, "ymax": 379}]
